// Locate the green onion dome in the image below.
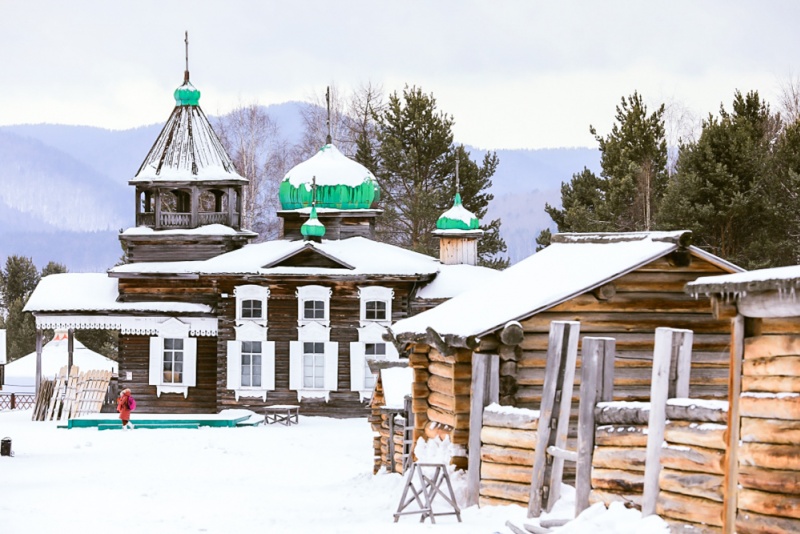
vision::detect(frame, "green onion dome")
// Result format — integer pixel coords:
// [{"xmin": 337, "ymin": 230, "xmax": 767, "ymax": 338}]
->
[
  {"xmin": 300, "ymin": 205, "xmax": 326, "ymax": 238},
  {"xmin": 174, "ymin": 80, "xmax": 201, "ymax": 106},
  {"xmin": 279, "ymin": 144, "xmax": 380, "ymax": 210},
  {"xmin": 436, "ymin": 193, "xmax": 481, "ymax": 231}
]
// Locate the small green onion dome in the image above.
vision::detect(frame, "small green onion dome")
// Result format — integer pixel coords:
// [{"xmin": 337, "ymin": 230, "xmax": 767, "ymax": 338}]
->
[
  {"xmin": 174, "ymin": 81, "xmax": 201, "ymax": 106},
  {"xmin": 300, "ymin": 205, "xmax": 326, "ymax": 238},
  {"xmin": 436, "ymin": 193, "xmax": 481, "ymax": 230},
  {"xmin": 279, "ymin": 144, "xmax": 379, "ymax": 210}
]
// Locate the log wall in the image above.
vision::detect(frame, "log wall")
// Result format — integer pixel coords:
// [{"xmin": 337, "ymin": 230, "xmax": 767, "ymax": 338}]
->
[
  {"xmin": 369, "ymin": 373, "xmax": 410, "ymax": 474},
  {"xmin": 655, "ymin": 400, "xmax": 728, "ymax": 533},
  {"xmin": 588, "ymin": 402, "xmax": 649, "ymax": 508},
  {"xmin": 409, "ymin": 344, "xmax": 472, "ymax": 469},
  {"xmin": 515, "ymin": 256, "xmax": 732, "ymax": 409},
  {"xmin": 735, "ymin": 333, "xmax": 800, "ymax": 534},
  {"xmin": 477, "ymin": 405, "xmax": 538, "ymax": 507}
]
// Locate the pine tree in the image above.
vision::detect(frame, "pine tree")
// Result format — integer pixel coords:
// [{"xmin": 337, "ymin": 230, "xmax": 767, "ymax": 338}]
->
[
  {"xmin": 657, "ymin": 90, "xmax": 784, "ymax": 268},
  {"xmin": 539, "ymin": 92, "xmax": 667, "ymax": 245},
  {"xmin": 373, "ymin": 85, "xmax": 507, "ymax": 266}
]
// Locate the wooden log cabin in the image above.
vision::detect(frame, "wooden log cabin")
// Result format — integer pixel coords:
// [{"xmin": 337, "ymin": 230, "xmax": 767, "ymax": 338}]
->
[
  {"xmin": 388, "ymin": 231, "xmax": 743, "ymax": 466},
  {"xmin": 21, "ymin": 69, "xmax": 496, "ymax": 418},
  {"xmin": 686, "ymin": 265, "xmax": 800, "ymax": 534}
]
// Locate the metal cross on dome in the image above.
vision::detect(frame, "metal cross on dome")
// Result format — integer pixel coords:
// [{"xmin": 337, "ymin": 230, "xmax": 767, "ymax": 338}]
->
[{"xmin": 311, "ymin": 176, "xmax": 318, "ymax": 207}]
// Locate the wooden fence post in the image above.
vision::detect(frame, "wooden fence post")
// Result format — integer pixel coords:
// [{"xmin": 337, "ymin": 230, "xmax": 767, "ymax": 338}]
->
[
  {"xmin": 466, "ymin": 352, "xmax": 498, "ymax": 507},
  {"xmin": 528, "ymin": 320, "xmax": 580, "ymax": 518},
  {"xmin": 722, "ymin": 315, "xmax": 744, "ymax": 534},
  {"xmin": 642, "ymin": 327, "xmax": 694, "ymax": 516},
  {"xmin": 575, "ymin": 337, "xmax": 616, "ymax": 515}
]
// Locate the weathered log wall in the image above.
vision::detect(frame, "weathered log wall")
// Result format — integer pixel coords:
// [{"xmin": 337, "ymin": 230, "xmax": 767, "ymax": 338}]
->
[
  {"xmin": 515, "ymin": 256, "xmax": 732, "ymax": 410},
  {"xmin": 655, "ymin": 399, "xmax": 728, "ymax": 532},
  {"xmin": 409, "ymin": 344, "xmax": 472, "ymax": 469},
  {"xmin": 588, "ymin": 401, "xmax": 649, "ymax": 508},
  {"xmin": 477, "ymin": 405, "xmax": 538, "ymax": 507},
  {"xmin": 369, "ymin": 371, "xmax": 411, "ymax": 474},
  {"xmin": 735, "ymin": 333, "xmax": 800, "ymax": 534}
]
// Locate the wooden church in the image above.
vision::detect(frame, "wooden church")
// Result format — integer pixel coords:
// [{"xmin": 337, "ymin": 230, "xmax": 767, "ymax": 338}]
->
[{"xmin": 23, "ymin": 58, "xmax": 496, "ymax": 417}]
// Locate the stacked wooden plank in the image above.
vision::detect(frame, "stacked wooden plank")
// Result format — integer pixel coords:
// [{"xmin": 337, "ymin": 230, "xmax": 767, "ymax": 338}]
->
[
  {"xmin": 478, "ymin": 405, "xmax": 538, "ymax": 507},
  {"xmin": 369, "ymin": 374, "xmax": 385, "ymax": 474},
  {"xmin": 735, "ymin": 334, "xmax": 800, "ymax": 534},
  {"xmin": 656, "ymin": 399, "xmax": 728, "ymax": 533},
  {"xmin": 589, "ymin": 401, "xmax": 650, "ymax": 508},
  {"xmin": 30, "ymin": 366, "xmax": 113, "ymax": 422}
]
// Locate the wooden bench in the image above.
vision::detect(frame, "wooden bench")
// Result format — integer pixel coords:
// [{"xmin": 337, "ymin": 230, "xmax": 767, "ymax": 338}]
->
[{"xmin": 264, "ymin": 405, "xmax": 300, "ymax": 426}]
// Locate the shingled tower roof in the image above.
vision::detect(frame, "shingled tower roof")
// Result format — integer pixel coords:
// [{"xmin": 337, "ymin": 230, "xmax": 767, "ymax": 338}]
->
[{"xmin": 131, "ymin": 63, "xmax": 244, "ymax": 184}]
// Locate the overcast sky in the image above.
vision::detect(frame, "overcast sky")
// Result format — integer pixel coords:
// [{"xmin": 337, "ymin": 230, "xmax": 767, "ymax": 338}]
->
[{"xmin": 1, "ymin": 1, "xmax": 798, "ymax": 149}]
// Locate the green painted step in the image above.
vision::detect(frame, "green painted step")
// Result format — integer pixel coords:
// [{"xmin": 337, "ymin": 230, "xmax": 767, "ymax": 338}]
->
[{"xmin": 98, "ymin": 422, "xmax": 200, "ymax": 431}]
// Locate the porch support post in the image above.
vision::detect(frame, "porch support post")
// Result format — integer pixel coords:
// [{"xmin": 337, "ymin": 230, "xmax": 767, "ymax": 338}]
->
[
  {"xmin": 35, "ymin": 329, "xmax": 44, "ymax": 396},
  {"xmin": 67, "ymin": 328, "xmax": 74, "ymax": 371}
]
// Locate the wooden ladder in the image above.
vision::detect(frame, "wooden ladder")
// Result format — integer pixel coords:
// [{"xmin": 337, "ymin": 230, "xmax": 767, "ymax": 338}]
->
[{"xmin": 528, "ymin": 321, "xmax": 580, "ymax": 517}]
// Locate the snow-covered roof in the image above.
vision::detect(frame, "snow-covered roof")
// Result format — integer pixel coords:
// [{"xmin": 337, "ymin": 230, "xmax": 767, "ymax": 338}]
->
[
  {"xmin": 24, "ymin": 273, "xmax": 212, "ymax": 314},
  {"xmin": 4, "ymin": 331, "xmax": 117, "ymax": 379},
  {"xmin": 110, "ymin": 237, "xmax": 442, "ymax": 277},
  {"xmin": 392, "ymin": 231, "xmax": 741, "ymax": 338},
  {"xmin": 687, "ymin": 264, "xmax": 800, "ymax": 296},
  {"xmin": 132, "ymin": 88, "xmax": 245, "ymax": 184},
  {"xmin": 283, "ymin": 144, "xmax": 375, "ymax": 188},
  {"xmin": 121, "ymin": 224, "xmax": 254, "ymax": 236},
  {"xmin": 416, "ymin": 263, "xmax": 501, "ymax": 300},
  {"xmin": 380, "ymin": 366, "xmax": 413, "ymax": 409}
]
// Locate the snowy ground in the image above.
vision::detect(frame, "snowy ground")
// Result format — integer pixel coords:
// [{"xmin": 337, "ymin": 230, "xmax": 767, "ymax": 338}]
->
[{"xmin": 0, "ymin": 410, "xmax": 667, "ymax": 533}]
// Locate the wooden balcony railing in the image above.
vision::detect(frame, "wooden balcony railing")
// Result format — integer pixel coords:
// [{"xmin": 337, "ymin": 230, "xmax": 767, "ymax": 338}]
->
[{"xmin": 135, "ymin": 211, "xmax": 241, "ymax": 229}]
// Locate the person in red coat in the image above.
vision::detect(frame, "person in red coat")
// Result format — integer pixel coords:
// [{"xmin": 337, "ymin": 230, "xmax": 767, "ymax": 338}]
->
[{"xmin": 117, "ymin": 388, "xmax": 134, "ymax": 429}]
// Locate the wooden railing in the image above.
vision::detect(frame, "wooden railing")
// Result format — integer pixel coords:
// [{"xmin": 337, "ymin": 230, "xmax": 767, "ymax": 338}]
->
[
  {"xmin": 160, "ymin": 212, "xmax": 191, "ymax": 227},
  {"xmin": 199, "ymin": 212, "xmax": 228, "ymax": 225},
  {"xmin": 0, "ymin": 393, "xmax": 35, "ymax": 411},
  {"xmin": 138, "ymin": 212, "xmax": 155, "ymax": 226}
]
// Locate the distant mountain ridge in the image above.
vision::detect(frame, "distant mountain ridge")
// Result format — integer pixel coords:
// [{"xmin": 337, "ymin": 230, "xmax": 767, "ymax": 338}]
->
[{"xmin": 0, "ymin": 102, "xmax": 600, "ymax": 270}]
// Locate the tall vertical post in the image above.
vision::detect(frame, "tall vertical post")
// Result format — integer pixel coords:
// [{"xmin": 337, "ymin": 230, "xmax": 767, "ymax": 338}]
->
[
  {"xmin": 642, "ymin": 327, "xmax": 693, "ymax": 516},
  {"xmin": 35, "ymin": 329, "xmax": 44, "ymax": 396},
  {"xmin": 575, "ymin": 337, "xmax": 616, "ymax": 515},
  {"xmin": 67, "ymin": 328, "xmax": 74, "ymax": 372},
  {"xmin": 466, "ymin": 352, "xmax": 489, "ymax": 507},
  {"xmin": 723, "ymin": 315, "xmax": 744, "ymax": 533}
]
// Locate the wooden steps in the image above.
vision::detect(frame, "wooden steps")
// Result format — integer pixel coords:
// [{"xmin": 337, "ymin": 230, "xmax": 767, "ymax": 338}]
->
[{"xmin": 98, "ymin": 422, "xmax": 200, "ymax": 431}]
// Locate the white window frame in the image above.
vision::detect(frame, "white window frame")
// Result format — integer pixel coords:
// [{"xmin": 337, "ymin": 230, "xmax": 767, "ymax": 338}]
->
[
  {"xmin": 358, "ymin": 286, "xmax": 393, "ymax": 327},
  {"xmin": 297, "ymin": 285, "xmax": 331, "ymax": 327},
  {"xmin": 235, "ymin": 285, "xmax": 269, "ymax": 327},
  {"xmin": 349, "ymin": 322, "xmax": 399, "ymax": 400},
  {"xmin": 290, "ymin": 321, "xmax": 337, "ymax": 401},
  {"xmin": 148, "ymin": 317, "xmax": 197, "ymax": 398},
  {"xmin": 226, "ymin": 322, "xmax": 275, "ymax": 401}
]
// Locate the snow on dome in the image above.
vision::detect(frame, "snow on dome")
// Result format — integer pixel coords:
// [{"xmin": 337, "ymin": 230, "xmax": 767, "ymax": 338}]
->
[
  {"xmin": 300, "ymin": 206, "xmax": 326, "ymax": 238},
  {"xmin": 279, "ymin": 144, "xmax": 379, "ymax": 209},
  {"xmin": 436, "ymin": 193, "xmax": 480, "ymax": 231}
]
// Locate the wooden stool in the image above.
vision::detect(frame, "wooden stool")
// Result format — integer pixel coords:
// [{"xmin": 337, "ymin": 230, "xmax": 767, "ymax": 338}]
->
[
  {"xmin": 393, "ymin": 462, "xmax": 461, "ymax": 524},
  {"xmin": 264, "ymin": 405, "xmax": 300, "ymax": 426}
]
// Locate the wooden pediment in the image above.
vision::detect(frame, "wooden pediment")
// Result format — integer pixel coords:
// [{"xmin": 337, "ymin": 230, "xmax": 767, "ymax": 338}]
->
[{"xmin": 263, "ymin": 244, "xmax": 354, "ymax": 270}]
